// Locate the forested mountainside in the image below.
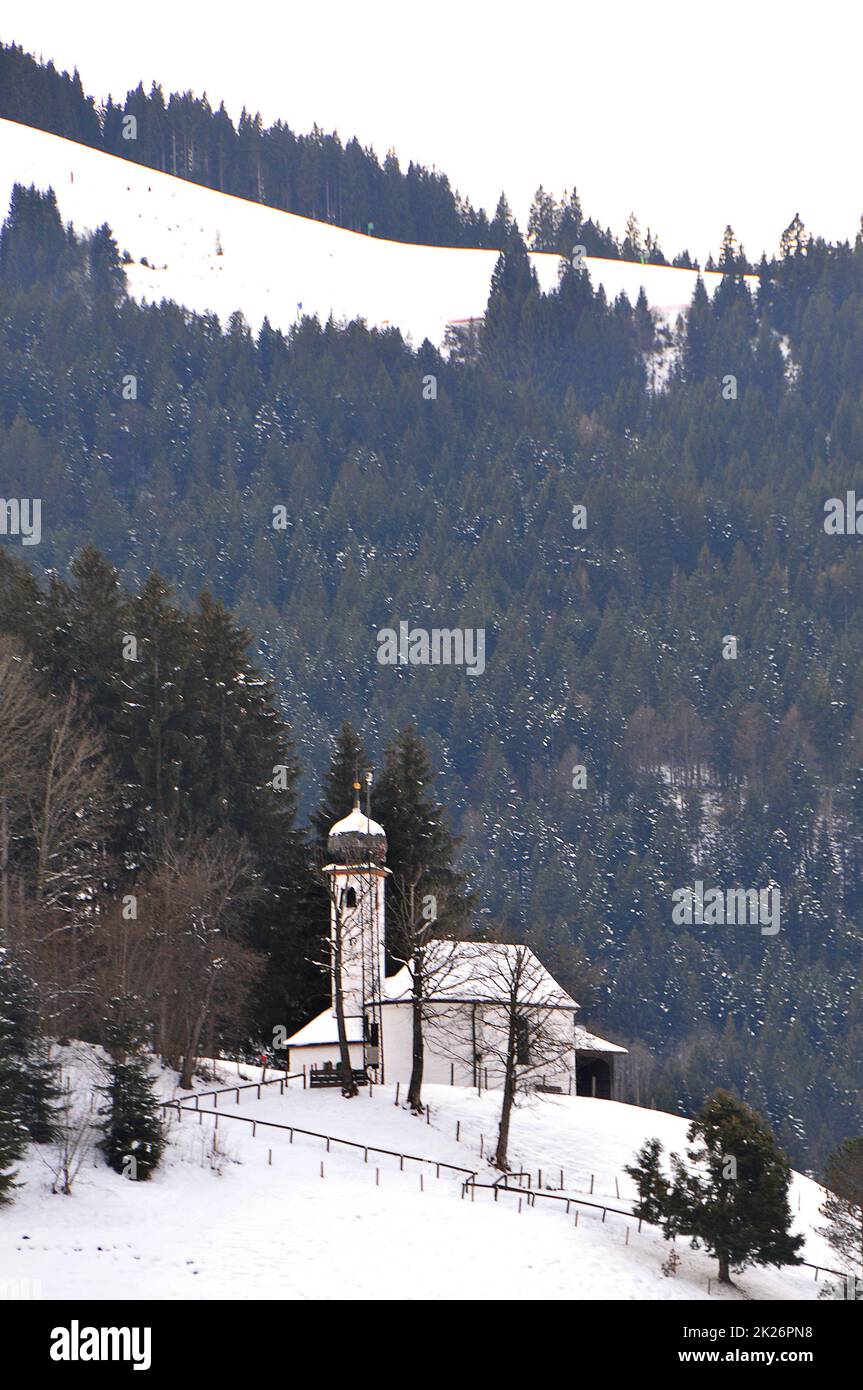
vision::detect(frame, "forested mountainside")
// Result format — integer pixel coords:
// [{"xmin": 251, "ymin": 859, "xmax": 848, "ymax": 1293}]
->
[
  {"xmin": 0, "ymin": 40, "xmax": 695, "ymax": 262},
  {"xmin": 1, "ymin": 172, "xmax": 862, "ymax": 1172}
]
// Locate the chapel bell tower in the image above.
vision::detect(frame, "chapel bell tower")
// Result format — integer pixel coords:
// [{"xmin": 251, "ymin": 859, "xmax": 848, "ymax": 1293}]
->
[{"xmin": 325, "ymin": 777, "xmax": 389, "ymax": 1064}]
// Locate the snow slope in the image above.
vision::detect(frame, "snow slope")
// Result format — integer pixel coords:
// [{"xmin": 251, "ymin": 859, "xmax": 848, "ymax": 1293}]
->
[
  {"xmin": 0, "ymin": 1047, "xmax": 839, "ymax": 1302},
  {"xmin": 0, "ymin": 119, "xmax": 751, "ymax": 346}
]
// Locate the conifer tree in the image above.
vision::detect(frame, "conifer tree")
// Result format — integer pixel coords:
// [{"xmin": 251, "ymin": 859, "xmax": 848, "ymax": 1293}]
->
[
  {"xmin": 820, "ymin": 1136, "xmax": 863, "ymax": 1279},
  {"xmin": 374, "ymin": 725, "xmax": 469, "ymax": 943},
  {"xmin": 0, "ymin": 947, "xmax": 29, "ymax": 1203},
  {"xmin": 644, "ymin": 1090, "xmax": 805, "ymax": 1284},
  {"xmin": 311, "ymin": 723, "xmax": 368, "ymax": 849},
  {"xmin": 99, "ymin": 1006, "xmax": 164, "ymax": 1180},
  {"xmin": 626, "ymin": 1137, "xmax": 671, "ymax": 1225}
]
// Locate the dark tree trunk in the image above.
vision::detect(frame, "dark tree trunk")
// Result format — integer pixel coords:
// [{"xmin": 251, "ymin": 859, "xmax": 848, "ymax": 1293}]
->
[
  {"xmin": 333, "ymin": 914, "xmax": 358, "ymax": 1098},
  {"xmin": 407, "ymin": 961, "xmax": 424, "ymax": 1113},
  {"xmin": 0, "ymin": 796, "xmax": 8, "ymax": 933},
  {"xmin": 494, "ymin": 1015, "xmax": 518, "ymax": 1171},
  {"xmin": 717, "ymin": 1250, "xmax": 732, "ymax": 1284}
]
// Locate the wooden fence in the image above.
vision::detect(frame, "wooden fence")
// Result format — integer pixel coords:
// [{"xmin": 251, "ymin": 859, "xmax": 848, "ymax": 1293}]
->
[
  {"xmin": 159, "ymin": 1071, "xmax": 304, "ymax": 1110},
  {"xmin": 165, "ymin": 1099, "xmax": 478, "ymax": 1180}
]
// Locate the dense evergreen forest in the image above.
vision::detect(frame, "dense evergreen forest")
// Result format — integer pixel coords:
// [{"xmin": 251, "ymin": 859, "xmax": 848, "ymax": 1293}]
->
[
  {"xmin": 0, "ymin": 40, "xmax": 695, "ymax": 262},
  {"xmin": 1, "ymin": 177, "xmax": 861, "ymax": 1172}
]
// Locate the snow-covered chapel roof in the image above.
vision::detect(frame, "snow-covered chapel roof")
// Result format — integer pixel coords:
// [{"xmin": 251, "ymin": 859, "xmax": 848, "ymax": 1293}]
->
[{"xmin": 377, "ymin": 942, "xmax": 579, "ymax": 1010}]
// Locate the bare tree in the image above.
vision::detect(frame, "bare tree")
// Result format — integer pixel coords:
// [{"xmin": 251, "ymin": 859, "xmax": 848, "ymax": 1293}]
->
[
  {"xmin": 0, "ymin": 637, "xmax": 48, "ymax": 933},
  {"xmin": 40, "ymin": 1064, "xmax": 97, "ymax": 1195},
  {"xmin": 139, "ymin": 831, "xmax": 261, "ymax": 1089},
  {"xmin": 26, "ymin": 685, "xmax": 111, "ymax": 913},
  {"xmin": 388, "ymin": 872, "xmax": 463, "ymax": 1113},
  {"xmin": 0, "ymin": 643, "xmax": 114, "ymax": 1038},
  {"xmin": 315, "ymin": 861, "xmax": 358, "ymax": 1098},
  {"xmin": 457, "ymin": 943, "xmax": 576, "ymax": 1171}
]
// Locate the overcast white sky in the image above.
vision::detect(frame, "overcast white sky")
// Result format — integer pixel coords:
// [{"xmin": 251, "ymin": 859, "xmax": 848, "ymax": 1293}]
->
[{"xmin": 2, "ymin": 0, "xmax": 860, "ymax": 261}]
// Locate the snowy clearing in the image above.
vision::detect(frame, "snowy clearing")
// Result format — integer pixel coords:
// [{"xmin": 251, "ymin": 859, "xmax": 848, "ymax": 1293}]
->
[
  {"xmin": 0, "ymin": 119, "xmax": 752, "ymax": 346},
  {"xmin": 0, "ymin": 1046, "xmax": 838, "ymax": 1302}
]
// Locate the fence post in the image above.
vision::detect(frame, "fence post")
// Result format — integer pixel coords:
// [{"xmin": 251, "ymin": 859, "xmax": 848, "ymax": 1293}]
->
[
  {"xmin": 590, "ymin": 1174, "xmax": 594, "ymax": 1194},
  {"xmin": 236, "ymin": 1088, "xmax": 240, "ymax": 1104},
  {"xmin": 268, "ymin": 1149, "xmax": 272, "ymax": 1166},
  {"xmin": 456, "ymin": 1121, "xmax": 460, "ymax": 1142},
  {"xmin": 395, "ymin": 1082, "xmax": 400, "ymax": 1107}
]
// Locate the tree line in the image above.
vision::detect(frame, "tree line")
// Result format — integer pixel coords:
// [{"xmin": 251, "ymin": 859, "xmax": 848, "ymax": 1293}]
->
[{"xmin": 1, "ymin": 39, "xmax": 694, "ymax": 261}]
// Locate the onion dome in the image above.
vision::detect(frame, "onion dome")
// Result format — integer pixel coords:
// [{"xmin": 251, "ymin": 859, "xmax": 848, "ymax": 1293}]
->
[{"xmin": 327, "ymin": 785, "xmax": 387, "ymax": 865}]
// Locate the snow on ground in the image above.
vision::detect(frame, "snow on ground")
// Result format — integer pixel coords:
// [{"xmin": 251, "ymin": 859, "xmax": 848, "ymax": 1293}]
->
[
  {"xmin": 0, "ymin": 119, "xmax": 754, "ymax": 346},
  {"xmin": 0, "ymin": 1046, "xmax": 838, "ymax": 1302}
]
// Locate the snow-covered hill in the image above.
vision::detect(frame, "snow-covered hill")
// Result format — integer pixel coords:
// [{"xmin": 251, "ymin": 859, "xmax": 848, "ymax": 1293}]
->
[
  {"xmin": 0, "ymin": 1046, "xmax": 838, "ymax": 1302},
  {"xmin": 0, "ymin": 119, "xmax": 750, "ymax": 345}
]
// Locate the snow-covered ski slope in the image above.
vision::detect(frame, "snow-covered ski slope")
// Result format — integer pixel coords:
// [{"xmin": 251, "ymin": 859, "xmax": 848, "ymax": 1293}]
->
[
  {"xmin": 0, "ymin": 119, "xmax": 752, "ymax": 346},
  {"xmin": 0, "ymin": 1047, "xmax": 838, "ymax": 1302}
]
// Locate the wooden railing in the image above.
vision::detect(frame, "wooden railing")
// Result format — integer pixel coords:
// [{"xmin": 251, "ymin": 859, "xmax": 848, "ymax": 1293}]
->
[
  {"xmin": 158, "ymin": 1071, "xmax": 304, "ymax": 1109},
  {"xmin": 166, "ymin": 1100, "xmax": 478, "ymax": 1179}
]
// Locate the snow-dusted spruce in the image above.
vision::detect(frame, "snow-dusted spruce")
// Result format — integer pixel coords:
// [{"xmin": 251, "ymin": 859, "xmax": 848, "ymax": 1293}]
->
[
  {"xmin": 627, "ymin": 1090, "xmax": 804, "ymax": 1286},
  {"xmin": 819, "ymin": 1136, "xmax": 863, "ymax": 1291},
  {"xmin": 0, "ymin": 935, "xmax": 59, "ymax": 1204},
  {"xmin": 99, "ymin": 1005, "xmax": 164, "ymax": 1181},
  {"xmin": 0, "ymin": 950, "xmax": 28, "ymax": 1204}
]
